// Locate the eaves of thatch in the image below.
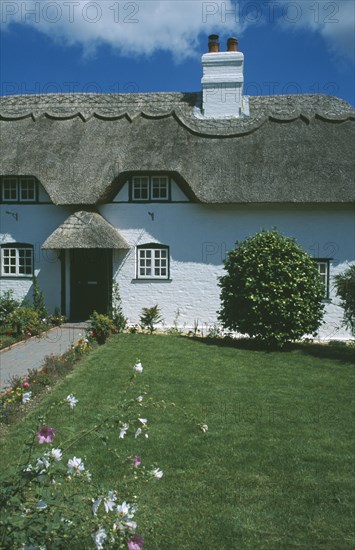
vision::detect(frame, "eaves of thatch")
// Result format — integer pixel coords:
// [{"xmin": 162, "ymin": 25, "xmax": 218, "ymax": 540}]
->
[{"xmin": 1, "ymin": 92, "xmax": 354, "ymax": 205}]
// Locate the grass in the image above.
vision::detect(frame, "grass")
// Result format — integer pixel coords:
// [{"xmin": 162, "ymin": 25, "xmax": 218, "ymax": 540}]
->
[{"xmin": 0, "ymin": 334, "xmax": 354, "ymax": 549}]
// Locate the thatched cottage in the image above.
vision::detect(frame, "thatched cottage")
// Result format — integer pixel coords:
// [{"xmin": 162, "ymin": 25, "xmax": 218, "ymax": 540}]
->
[{"xmin": 1, "ymin": 36, "xmax": 354, "ymax": 339}]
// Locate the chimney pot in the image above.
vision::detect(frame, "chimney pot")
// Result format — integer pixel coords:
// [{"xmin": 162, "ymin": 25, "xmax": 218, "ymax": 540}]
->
[
  {"xmin": 208, "ymin": 34, "xmax": 220, "ymax": 53},
  {"xmin": 227, "ymin": 37, "xmax": 238, "ymax": 52}
]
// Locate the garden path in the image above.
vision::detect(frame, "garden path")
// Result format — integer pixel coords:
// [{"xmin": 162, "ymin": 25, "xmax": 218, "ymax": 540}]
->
[{"xmin": 0, "ymin": 323, "xmax": 88, "ymax": 391}]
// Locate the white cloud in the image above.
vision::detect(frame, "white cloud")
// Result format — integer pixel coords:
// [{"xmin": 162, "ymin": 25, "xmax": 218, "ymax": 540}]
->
[
  {"xmin": 277, "ymin": 0, "xmax": 354, "ymax": 64},
  {"xmin": 0, "ymin": 1, "xmax": 247, "ymax": 60},
  {"xmin": 1, "ymin": 1, "xmax": 353, "ymax": 64}
]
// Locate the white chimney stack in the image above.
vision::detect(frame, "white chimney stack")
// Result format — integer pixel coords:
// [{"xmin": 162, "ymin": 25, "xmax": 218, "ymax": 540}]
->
[{"xmin": 201, "ymin": 35, "xmax": 248, "ymax": 119}]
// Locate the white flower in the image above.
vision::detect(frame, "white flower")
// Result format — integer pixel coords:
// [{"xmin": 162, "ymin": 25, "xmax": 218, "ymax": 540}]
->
[
  {"xmin": 61, "ymin": 518, "xmax": 73, "ymax": 526},
  {"xmin": 133, "ymin": 361, "xmax": 143, "ymax": 373},
  {"xmin": 125, "ymin": 520, "xmax": 137, "ymax": 532},
  {"xmin": 23, "ymin": 464, "xmax": 33, "ymax": 472},
  {"xmin": 22, "ymin": 392, "xmax": 32, "ymax": 404},
  {"xmin": 36, "ymin": 499, "xmax": 48, "ymax": 511},
  {"xmin": 119, "ymin": 423, "xmax": 129, "ymax": 439},
  {"xmin": 200, "ymin": 424, "xmax": 209, "ymax": 433},
  {"xmin": 66, "ymin": 394, "xmax": 78, "ymax": 409},
  {"xmin": 136, "ymin": 395, "xmax": 143, "ymax": 402},
  {"xmin": 152, "ymin": 468, "xmax": 163, "ymax": 479},
  {"xmin": 135, "ymin": 427, "xmax": 142, "ymax": 438},
  {"xmin": 138, "ymin": 418, "xmax": 148, "ymax": 428},
  {"xmin": 92, "ymin": 496, "xmax": 102, "ymax": 516},
  {"xmin": 116, "ymin": 500, "xmax": 130, "ymax": 516},
  {"xmin": 67, "ymin": 456, "xmax": 85, "ymax": 475},
  {"xmin": 35, "ymin": 456, "xmax": 50, "ymax": 473},
  {"xmin": 116, "ymin": 501, "xmax": 136, "ymax": 519},
  {"xmin": 115, "ymin": 501, "xmax": 138, "ymax": 533},
  {"xmin": 84, "ymin": 470, "xmax": 92, "ymax": 482},
  {"xmin": 51, "ymin": 448, "xmax": 62, "ymax": 461},
  {"xmin": 92, "ymin": 527, "xmax": 107, "ymax": 550},
  {"xmin": 104, "ymin": 491, "xmax": 117, "ymax": 513}
]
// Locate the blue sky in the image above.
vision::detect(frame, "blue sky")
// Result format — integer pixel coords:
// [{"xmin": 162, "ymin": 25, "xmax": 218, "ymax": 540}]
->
[{"xmin": 1, "ymin": 1, "xmax": 354, "ymax": 105}]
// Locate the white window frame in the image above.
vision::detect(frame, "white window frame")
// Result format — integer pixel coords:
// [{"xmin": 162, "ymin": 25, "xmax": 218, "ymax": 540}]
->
[
  {"xmin": 0, "ymin": 245, "xmax": 34, "ymax": 277},
  {"xmin": 132, "ymin": 176, "xmax": 149, "ymax": 201},
  {"xmin": 19, "ymin": 178, "xmax": 36, "ymax": 202},
  {"xmin": 137, "ymin": 245, "xmax": 169, "ymax": 280},
  {"xmin": 151, "ymin": 176, "xmax": 169, "ymax": 200},
  {"xmin": 1, "ymin": 177, "xmax": 36, "ymax": 203},
  {"xmin": 315, "ymin": 259, "xmax": 330, "ymax": 299},
  {"xmin": 2, "ymin": 177, "xmax": 18, "ymax": 202},
  {"xmin": 131, "ymin": 175, "xmax": 170, "ymax": 202}
]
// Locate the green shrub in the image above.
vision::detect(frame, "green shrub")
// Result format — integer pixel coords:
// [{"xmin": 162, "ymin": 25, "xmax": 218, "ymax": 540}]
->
[
  {"xmin": 32, "ymin": 276, "xmax": 47, "ymax": 320},
  {"xmin": 0, "ymin": 290, "xmax": 20, "ymax": 324},
  {"xmin": 89, "ymin": 311, "xmax": 114, "ymax": 345},
  {"xmin": 218, "ymin": 229, "xmax": 325, "ymax": 348},
  {"xmin": 10, "ymin": 307, "xmax": 45, "ymax": 337},
  {"xmin": 333, "ymin": 264, "xmax": 355, "ymax": 337},
  {"xmin": 109, "ymin": 282, "xmax": 127, "ymax": 333},
  {"xmin": 140, "ymin": 305, "xmax": 163, "ymax": 333},
  {"xmin": 48, "ymin": 307, "xmax": 66, "ymax": 326}
]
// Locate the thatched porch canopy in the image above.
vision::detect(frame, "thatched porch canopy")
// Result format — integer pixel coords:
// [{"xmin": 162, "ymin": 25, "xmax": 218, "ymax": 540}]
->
[{"xmin": 41, "ymin": 210, "xmax": 130, "ymax": 249}]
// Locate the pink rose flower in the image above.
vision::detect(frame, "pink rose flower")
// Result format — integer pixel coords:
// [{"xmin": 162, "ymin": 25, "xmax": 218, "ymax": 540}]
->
[
  {"xmin": 37, "ymin": 425, "xmax": 56, "ymax": 444},
  {"xmin": 131, "ymin": 456, "xmax": 142, "ymax": 468},
  {"xmin": 127, "ymin": 535, "xmax": 144, "ymax": 550}
]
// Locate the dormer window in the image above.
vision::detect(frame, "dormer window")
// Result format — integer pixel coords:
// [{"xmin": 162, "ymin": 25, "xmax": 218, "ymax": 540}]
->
[
  {"xmin": 130, "ymin": 176, "xmax": 170, "ymax": 202},
  {"xmin": 1, "ymin": 177, "xmax": 37, "ymax": 202},
  {"xmin": 132, "ymin": 176, "xmax": 149, "ymax": 201},
  {"xmin": 151, "ymin": 177, "xmax": 169, "ymax": 200}
]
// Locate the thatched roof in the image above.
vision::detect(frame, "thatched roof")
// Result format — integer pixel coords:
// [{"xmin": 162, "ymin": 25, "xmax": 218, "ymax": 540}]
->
[
  {"xmin": 42, "ymin": 210, "xmax": 130, "ymax": 249},
  {"xmin": 1, "ymin": 92, "xmax": 354, "ymax": 204}
]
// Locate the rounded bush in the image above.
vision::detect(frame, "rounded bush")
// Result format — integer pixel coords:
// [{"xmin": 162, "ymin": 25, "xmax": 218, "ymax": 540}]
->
[
  {"xmin": 218, "ymin": 230, "xmax": 325, "ymax": 347},
  {"xmin": 333, "ymin": 264, "xmax": 355, "ymax": 336}
]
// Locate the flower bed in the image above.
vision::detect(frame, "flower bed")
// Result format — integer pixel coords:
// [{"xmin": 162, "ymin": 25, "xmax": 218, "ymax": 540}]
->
[{"xmin": 0, "ymin": 334, "xmax": 94, "ymax": 425}]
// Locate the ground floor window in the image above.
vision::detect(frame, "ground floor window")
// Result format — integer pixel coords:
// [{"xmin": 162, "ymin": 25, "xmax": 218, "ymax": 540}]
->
[
  {"xmin": 315, "ymin": 259, "xmax": 330, "ymax": 299},
  {"xmin": 0, "ymin": 244, "xmax": 33, "ymax": 276},
  {"xmin": 137, "ymin": 244, "xmax": 169, "ymax": 279}
]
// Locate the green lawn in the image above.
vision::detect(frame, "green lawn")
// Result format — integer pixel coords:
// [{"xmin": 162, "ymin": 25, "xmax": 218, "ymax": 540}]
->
[{"xmin": 0, "ymin": 334, "xmax": 354, "ymax": 549}]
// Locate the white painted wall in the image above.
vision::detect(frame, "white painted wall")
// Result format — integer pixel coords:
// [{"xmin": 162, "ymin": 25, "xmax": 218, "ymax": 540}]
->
[
  {"xmin": 101, "ymin": 201, "xmax": 355, "ymax": 341},
  {"xmin": 1, "ymin": 195, "xmax": 354, "ymax": 341},
  {"xmin": 0, "ymin": 202, "xmax": 72, "ymax": 313}
]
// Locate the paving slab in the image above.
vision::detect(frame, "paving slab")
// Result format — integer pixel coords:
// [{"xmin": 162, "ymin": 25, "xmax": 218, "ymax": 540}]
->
[{"xmin": 0, "ymin": 324, "xmax": 88, "ymax": 391}]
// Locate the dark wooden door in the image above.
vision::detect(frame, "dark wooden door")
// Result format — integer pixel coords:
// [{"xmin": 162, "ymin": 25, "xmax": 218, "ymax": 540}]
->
[{"xmin": 70, "ymin": 249, "xmax": 111, "ymax": 320}]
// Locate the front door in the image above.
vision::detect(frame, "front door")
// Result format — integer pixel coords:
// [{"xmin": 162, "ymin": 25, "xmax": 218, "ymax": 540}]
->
[{"xmin": 70, "ymin": 249, "xmax": 112, "ymax": 320}]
